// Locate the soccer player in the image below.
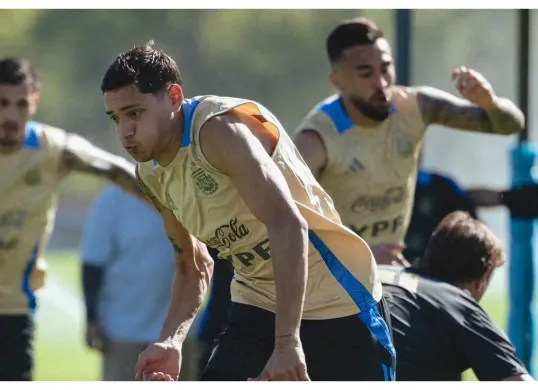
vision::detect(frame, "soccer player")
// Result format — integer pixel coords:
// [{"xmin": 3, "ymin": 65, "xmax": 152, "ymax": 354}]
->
[
  {"xmin": 379, "ymin": 211, "xmax": 534, "ymax": 381},
  {"xmin": 101, "ymin": 43, "xmax": 395, "ymax": 381},
  {"xmin": 293, "ymin": 18, "xmax": 524, "ymax": 266},
  {"xmin": 0, "ymin": 58, "xmax": 142, "ymax": 381}
]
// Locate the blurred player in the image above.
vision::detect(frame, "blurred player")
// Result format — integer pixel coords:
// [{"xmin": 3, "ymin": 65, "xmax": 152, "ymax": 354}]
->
[
  {"xmin": 81, "ymin": 184, "xmax": 175, "ymax": 381},
  {"xmin": 404, "ymin": 167, "xmax": 478, "ymax": 263},
  {"xmin": 101, "ymin": 43, "xmax": 395, "ymax": 381},
  {"xmin": 379, "ymin": 211, "xmax": 534, "ymax": 381},
  {"xmin": 0, "ymin": 58, "xmax": 142, "ymax": 381},
  {"xmin": 294, "ymin": 18, "xmax": 524, "ymax": 266},
  {"xmin": 464, "ymin": 184, "xmax": 538, "ymax": 219}
]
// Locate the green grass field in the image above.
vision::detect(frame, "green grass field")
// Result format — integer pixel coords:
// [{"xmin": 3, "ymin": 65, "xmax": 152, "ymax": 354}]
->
[{"xmin": 33, "ymin": 250, "xmax": 534, "ymax": 381}]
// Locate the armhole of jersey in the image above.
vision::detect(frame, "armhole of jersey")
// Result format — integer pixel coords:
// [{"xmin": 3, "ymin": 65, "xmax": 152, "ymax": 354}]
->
[
  {"xmin": 308, "ymin": 110, "xmax": 341, "ymax": 173},
  {"xmin": 33, "ymin": 123, "xmax": 68, "ymax": 182},
  {"xmin": 406, "ymin": 86, "xmax": 428, "ymax": 134},
  {"xmin": 191, "ymin": 100, "xmax": 281, "ymax": 175},
  {"xmin": 298, "ymin": 126, "xmax": 331, "ymax": 173},
  {"xmin": 136, "ymin": 163, "xmax": 166, "ymax": 209}
]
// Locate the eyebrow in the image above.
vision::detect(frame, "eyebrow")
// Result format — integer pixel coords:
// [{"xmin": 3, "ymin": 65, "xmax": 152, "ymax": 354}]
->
[
  {"xmin": 356, "ymin": 65, "xmax": 373, "ymax": 71},
  {"xmin": 105, "ymin": 103, "xmax": 140, "ymax": 115}
]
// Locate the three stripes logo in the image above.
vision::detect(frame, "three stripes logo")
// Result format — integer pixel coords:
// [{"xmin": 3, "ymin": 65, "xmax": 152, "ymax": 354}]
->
[{"xmin": 346, "ymin": 157, "xmax": 365, "ymax": 174}]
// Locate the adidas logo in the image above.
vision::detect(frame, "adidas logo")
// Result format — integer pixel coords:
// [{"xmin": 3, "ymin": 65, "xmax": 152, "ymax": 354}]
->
[{"xmin": 346, "ymin": 158, "xmax": 365, "ymax": 174}]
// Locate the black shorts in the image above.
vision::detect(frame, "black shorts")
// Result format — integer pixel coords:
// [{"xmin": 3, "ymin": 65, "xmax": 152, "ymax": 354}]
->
[
  {"xmin": 196, "ymin": 248, "xmax": 234, "ymax": 372},
  {"xmin": 200, "ymin": 299, "xmax": 396, "ymax": 381},
  {"xmin": 0, "ymin": 314, "xmax": 34, "ymax": 381}
]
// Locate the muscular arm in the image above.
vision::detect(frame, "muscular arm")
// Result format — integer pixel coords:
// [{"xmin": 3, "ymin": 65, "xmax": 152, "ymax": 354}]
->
[
  {"xmin": 416, "ymin": 86, "xmax": 524, "ymax": 135},
  {"xmin": 200, "ymin": 113, "xmax": 308, "ymax": 343},
  {"xmin": 135, "ymin": 168, "xmax": 214, "ymax": 345},
  {"xmin": 59, "ymin": 133, "xmax": 144, "ymax": 200},
  {"xmin": 293, "ymin": 130, "xmax": 328, "ymax": 179}
]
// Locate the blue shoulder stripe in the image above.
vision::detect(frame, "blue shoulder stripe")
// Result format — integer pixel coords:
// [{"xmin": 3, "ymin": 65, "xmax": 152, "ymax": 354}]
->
[
  {"xmin": 23, "ymin": 121, "xmax": 40, "ymax": 149},
  {"xmin": 317, "ymin": 97, "xmax": 354, "ymax": 135},
  {"xmin": 151, "ymin": 98, "xmax": 201, "ymax": 167},
  {"xmin": 181, "ymin": 99, "xmax": 201, "ymax": 148},
  {"xmin": 317, "ymin": 96, "xmax": 398, "ymax": 135}
]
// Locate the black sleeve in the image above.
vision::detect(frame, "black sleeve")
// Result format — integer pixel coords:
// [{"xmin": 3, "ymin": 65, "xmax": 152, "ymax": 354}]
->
[
  {"xmin": 438, "ymin": 175, "xmax": 478, "ymax": 219},
  {"xmin": 454, "ymin": 303, "xmax": 528, "ymax": 380},
  {"xmin": 82, "ymin": 264, "xmax": 104, "ymax": 322},
  {"xmin": 501, "ymin": 184, "xmax": 538, "ymax": 218}
]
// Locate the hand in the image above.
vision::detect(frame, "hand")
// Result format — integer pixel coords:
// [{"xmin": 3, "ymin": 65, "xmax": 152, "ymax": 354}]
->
[
  {"xmin": 371, "ymin": 243, "xmax": 410, "ymax": 267},
  {"xmin": 135, "ymin": 341, "xmax": 181, "ymax": 381},
  {"xmin": 85, "ymin": 321, "xmax": 106, "ymax": 351},
  {"xmin": 452, "ymin": 66, "xmax": 496, "ymax": 108},
  {"xmin": 249, "ymin": 336, "xmax": 310, "ymax": 381}
]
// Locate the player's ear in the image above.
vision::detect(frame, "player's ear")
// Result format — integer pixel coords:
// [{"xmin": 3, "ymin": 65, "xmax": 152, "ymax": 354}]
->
[
  {"xmin": 167, "ymin": 84, "xmax": 184, "ymax": 110},
  {"xmin": 471, "ymin": 277, "xmax": 489, "ymax": 302},
  {"xmin": 29, "ymin": 92, "xmax": 40, "ymax": 117},
  {"xmin": 329, "ymin": 71, "xmax": 342, "ymax": 91}
]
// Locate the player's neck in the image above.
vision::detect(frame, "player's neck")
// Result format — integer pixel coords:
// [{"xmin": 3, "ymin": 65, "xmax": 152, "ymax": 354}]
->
[
  {"xmin": 341, "ymin": 98, "xmax": 384, "ymax": 129},
  {"xmin": 153, "ymin": 109, "xmax": 185, "ymax": 167}
]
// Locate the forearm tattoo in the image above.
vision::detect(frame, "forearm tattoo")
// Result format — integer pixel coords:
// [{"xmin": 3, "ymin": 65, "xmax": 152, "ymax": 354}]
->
[
  {"xmin": 167, "ymin": 236, "xmax": 184, "ymax": 255},
  {"xmin": 416, "ymin": 86, "xmax": 524, "ymax": 135},
  {"xmin": 61, "ymin": 143, "xmax": 142, "ymax": 197}
]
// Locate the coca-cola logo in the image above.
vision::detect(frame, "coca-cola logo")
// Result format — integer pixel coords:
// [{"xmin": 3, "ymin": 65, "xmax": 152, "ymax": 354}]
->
[{"xmin": 204, "ymin": 218, "xmax": 249, "ymax": 249}]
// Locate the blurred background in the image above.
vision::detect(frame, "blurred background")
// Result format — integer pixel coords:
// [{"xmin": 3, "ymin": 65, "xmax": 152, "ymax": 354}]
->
[{"xmin": 0, "ymin": 8, "xmax": 536, "ymax": 380}]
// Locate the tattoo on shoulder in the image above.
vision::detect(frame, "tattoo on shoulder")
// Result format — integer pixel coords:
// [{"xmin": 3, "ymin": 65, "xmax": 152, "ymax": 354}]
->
[
  {"xmin": 168, "ymin": 236, "xmax": 184, "ymax": 255},
  {"xmin": 135, "ymin": 167, "xmax": 164, "ymax": 213}
]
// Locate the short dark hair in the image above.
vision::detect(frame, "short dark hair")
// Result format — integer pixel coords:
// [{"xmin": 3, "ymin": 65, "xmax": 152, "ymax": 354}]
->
[
  {"xmin": 100, "ymin": 41, "xmax": 182, "ymax": 94},
  {"xmin": 0, "ymin": 58, "xmax": 39, "ymax": 91},
  {"xmin": 326, "ymin": 17, "xmax": 384, "ymax": 64},
  {"xmin": 417, "ymin": 211, "xmax": 505, "ymax": 285}
]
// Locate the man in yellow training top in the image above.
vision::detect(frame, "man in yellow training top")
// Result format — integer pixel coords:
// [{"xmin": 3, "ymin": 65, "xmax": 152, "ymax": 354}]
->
[
  {"xmin": 101, "ymin": 43, "xmax": 395, "ymax": 382},
  {"xmin": 0, "ymin": 58, "xmax": 142, "ymax": 381},
  {"xmin": 294, "ymin": 18, "xmax": 524, "ymax": 266}
]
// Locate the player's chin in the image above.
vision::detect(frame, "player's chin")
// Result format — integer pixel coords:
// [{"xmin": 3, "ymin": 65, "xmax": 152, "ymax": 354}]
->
[{"xmin": 128, "ymin": 150, "xmax": 151, "ymax": 163}]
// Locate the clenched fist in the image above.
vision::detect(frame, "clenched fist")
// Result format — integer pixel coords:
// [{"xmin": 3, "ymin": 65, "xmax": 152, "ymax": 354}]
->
[{"xmin": 452, "ymin": 66, "xmax": 497, "ymax": 109}]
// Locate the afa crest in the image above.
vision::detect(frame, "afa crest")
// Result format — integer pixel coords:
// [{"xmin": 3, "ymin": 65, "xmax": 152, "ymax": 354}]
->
[
  {"xmin": 25, "ymin": 168, "xmax": 42, "ymax": 186},
  {"xmin": 192, "ymin": 168, "xmax": 219, "ymax": 196},
  {"xmin": 396, "ymin": 133, "xmax": 413, "ymax": 159}
]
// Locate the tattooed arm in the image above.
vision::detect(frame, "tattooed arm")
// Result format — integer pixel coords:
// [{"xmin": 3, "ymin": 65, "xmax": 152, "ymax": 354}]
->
[
  {"xmin": 416, "ymin": 86, "xmax": 524, "ymax": 135},
  {"xmin": 135, "ymin": 166, "xmax": 214, "ymax": 347},
  {"xmin": 58, "ymin": 132, "xmax": 144, "ymax": 200}
]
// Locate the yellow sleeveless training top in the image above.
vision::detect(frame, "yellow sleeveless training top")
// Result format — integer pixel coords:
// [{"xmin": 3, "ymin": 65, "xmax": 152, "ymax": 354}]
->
[
  {"xmin": 294, "ymin": 87, "xmax": 427, "ymax": 246},
  {"xmin": 0, "ymin": 122, "xmax": 67, "ymax": 315},
  {"xmin": 137, "ymin": 95, "xmax": 384, "ymax": 321}
]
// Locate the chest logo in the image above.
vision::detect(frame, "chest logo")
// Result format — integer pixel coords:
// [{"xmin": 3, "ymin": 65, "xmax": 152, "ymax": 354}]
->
[
  {"xmin": 396, "ymin": 133, "xmax": 413, "ymax": 159},
  {"xmin": 25, "ymin": 168, "xmax": 42, "ymax": 186},
  {"xmin": 351, "ymin": 186, "xmax": 405, "ymax": 213},
  {"xmin": 192, "ymin": 168, "xmax": 218, "ymax": 196}
]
